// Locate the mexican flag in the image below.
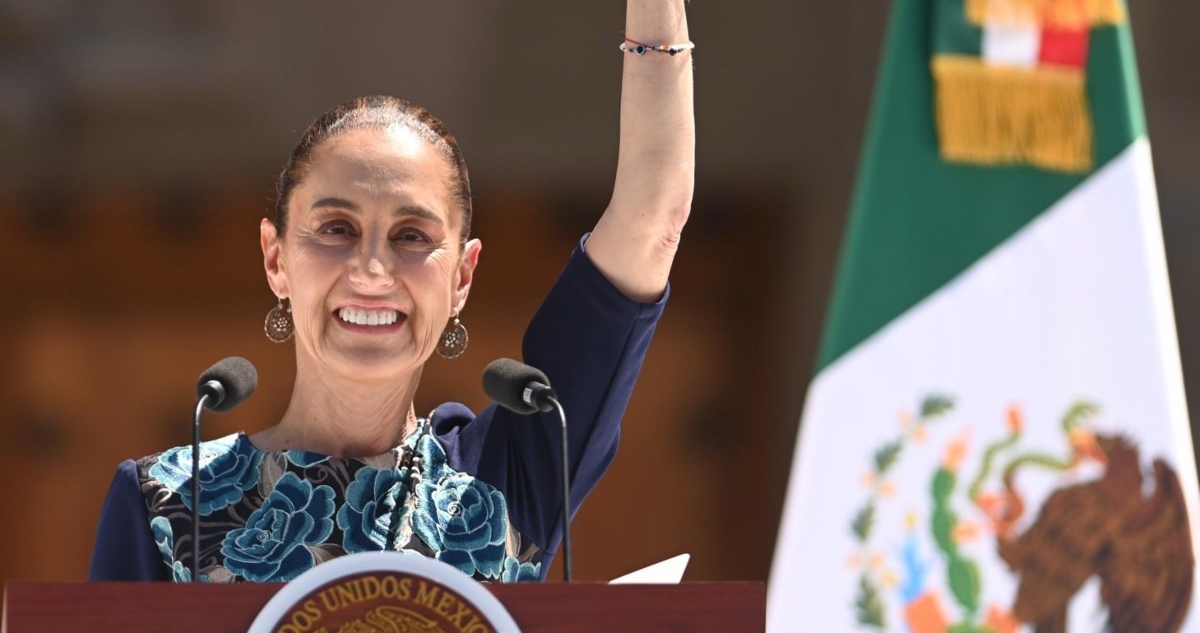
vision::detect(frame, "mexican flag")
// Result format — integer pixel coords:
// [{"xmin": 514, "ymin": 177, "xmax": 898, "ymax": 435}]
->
[{"xmin": 768, "ymin": 0, "xmax": 1200, "ymax": 631}]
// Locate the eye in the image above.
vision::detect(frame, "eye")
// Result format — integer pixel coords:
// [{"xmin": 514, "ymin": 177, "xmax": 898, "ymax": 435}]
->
[
  {"xmin": 392, "ymin": 228, "xmax": 430, "ymax": 243},
  {"xmin": 319, "ymin": 220, "xmax": 358, "ymax": 237}
]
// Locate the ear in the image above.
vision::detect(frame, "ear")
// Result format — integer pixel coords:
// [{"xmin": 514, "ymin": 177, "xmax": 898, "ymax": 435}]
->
[
  {"xmin": 261, "ymin": 218, "xmax": 289, "ymax": 298},
  {"xmin": 451, "ymin": 238, "xmax": 482, "ymax": 315}
]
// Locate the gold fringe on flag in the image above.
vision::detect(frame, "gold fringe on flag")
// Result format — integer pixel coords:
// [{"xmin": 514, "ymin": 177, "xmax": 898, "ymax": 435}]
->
[
  {"xmin": 964, "ymin": 0, "xmax": 1126, "ymax": 30},
  {"xmin": 931, "ymin": 54, "xmax": 1093, "ymax": 173}
]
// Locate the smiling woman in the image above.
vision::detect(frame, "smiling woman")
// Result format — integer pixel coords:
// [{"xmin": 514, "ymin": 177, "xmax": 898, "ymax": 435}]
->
[
  {"xmin": 88, "ymin": 0, "xmax": 693, "ymax": 584},
  {"xmin": 261, "ymin": 121, "xmax": 482, "ymax": 437}
]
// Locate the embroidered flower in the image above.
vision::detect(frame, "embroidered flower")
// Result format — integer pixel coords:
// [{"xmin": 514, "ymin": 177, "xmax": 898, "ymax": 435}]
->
[
  {"xmin": 221, "ymin": 472, "xmax": 335, "ymax": 582},
  {"xmin": 337, "ymin": 466, "xmax": 408, "ymax": 553},
  {"xmin": 414, "ymin": 471, "xmax": 508, "ymax": 579},
  {"xmin": 409, "ymin": 436, "xmax": 508, "ymax": 578},
  {"xmin": 501, "ymin": 556, "xmax": 541, "ymax": 582},
  {"xmin": 147, "ymin": 434, "xmax": 261, "ymax": 516}
]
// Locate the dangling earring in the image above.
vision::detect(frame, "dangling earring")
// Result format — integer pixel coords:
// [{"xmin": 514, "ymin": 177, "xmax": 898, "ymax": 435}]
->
[
  {"xmin": 264, "ymin": 297, "xmax": 294, "ymax": 343},
  {"xmin": 437, "ymin": 313, "xmax": 468, "ymax": 359}
]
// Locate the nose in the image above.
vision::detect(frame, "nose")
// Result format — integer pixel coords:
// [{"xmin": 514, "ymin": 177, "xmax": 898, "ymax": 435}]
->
[{"xmin": 348, "ymin": 240, "xmax": 395, "ymax": 292}]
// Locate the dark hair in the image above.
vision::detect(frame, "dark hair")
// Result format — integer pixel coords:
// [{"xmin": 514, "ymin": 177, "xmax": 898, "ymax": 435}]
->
[{"xmin": 273, "ymin": 96, "xmax": 472, "ymax": 243}]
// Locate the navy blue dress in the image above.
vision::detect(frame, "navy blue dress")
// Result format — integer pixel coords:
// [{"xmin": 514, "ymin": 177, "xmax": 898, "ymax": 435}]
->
[{"xmin": 88, "ymin": 237, "xmax": 667, "ymax": 582}]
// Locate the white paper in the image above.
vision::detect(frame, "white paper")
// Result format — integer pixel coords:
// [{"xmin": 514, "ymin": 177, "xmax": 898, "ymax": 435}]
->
[{"xmin": 608, "ymin": 553, "xmax": 689, "ymax": 584}]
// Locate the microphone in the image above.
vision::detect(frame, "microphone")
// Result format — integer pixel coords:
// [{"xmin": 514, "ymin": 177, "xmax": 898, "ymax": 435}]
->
[
  {"xmin": 482, "ymin": 358, "xmax": 573, "ymax": 582},
  {"xmin": 482, "ymin": 358, "xmax": 558, "ymax": 414},
  {"xmin": 190, "ymin": 356, "xmax": 258, "ymax": 582},
  {"xmin": 196, "ymin": 356, "xmax": 258, "ymax": 413}
]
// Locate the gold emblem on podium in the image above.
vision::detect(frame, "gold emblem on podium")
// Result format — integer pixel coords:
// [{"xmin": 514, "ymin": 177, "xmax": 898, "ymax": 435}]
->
[{"xmin": 270, "ymin": 572, "xmax": 497, "ymax": 633}]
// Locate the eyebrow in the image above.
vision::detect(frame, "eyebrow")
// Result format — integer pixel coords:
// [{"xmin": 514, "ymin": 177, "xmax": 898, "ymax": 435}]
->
[{"xmin": 311, "ymin": 197, "xmax": 443, "ymax": 225}]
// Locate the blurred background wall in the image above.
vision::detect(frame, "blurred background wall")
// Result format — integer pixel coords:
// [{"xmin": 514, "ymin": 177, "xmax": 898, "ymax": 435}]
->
[{"xmin": 0, "ymin": 0, "xmax": 1196, "ymax": 584}]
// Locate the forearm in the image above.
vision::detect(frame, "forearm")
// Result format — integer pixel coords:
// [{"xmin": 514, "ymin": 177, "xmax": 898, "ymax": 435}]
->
[{"xmin": 587, "ymin": 0, "xmax": 695, "ymax": 302}]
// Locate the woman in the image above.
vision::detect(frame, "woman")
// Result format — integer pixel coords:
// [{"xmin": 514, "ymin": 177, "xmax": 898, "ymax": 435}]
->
[{"xmin": 89, "ymin": 0, "xmax": 693, "ymax": 583}]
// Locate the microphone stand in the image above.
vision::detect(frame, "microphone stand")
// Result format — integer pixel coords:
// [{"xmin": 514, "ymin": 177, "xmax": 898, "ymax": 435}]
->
[
  {"xmin": 548, "ymin": 397, "xmax": 572, "ymax": 583},
  {"xmin": 192, "ymin": 379, "xmax": 225, "ymax": 583},
  {"xmin": 190, "ymin": 395, "xmax": 217, "ymax": 582},
  {"xmin": 191, "ymin": 394, "xmax": 211, "ymax": 583}
]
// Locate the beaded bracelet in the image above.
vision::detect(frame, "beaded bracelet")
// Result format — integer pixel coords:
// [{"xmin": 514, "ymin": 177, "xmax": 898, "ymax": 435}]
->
[{"xmin": 619, "ymin": 36, "xmax": 695, "ymax": 56}]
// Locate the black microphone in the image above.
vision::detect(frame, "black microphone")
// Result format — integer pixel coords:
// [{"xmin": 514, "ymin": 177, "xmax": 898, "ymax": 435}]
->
[
  {"xmin": 481, "ymin": 358, "xmax": 573, "ymax": 582},
  {"xmin": 482, "ymin": 358, "xmax": 558, "ymax": 414},
  {"xmin": 196, "ymin": 356, "xmax": 258, "ymax": 413},
  {"xmin": 190, "ymin": 356, "xmax": 258, "ymax": 582}
]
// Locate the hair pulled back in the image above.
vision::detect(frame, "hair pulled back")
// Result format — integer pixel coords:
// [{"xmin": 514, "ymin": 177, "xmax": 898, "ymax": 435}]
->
[{"xmin": 273, "ymin": 96, "xmax": 472, "ymax": 243}]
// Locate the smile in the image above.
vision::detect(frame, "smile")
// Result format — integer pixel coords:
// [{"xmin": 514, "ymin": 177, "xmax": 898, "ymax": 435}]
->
[{"xmin": 337, "ymin": 307, "xmax": 401, "ymax": 326}]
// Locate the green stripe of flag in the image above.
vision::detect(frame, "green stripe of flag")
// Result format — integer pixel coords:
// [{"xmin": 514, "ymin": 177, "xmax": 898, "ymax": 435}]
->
[{"xmin": 816, "ymin": 0, "xmax": 1147, "ymax": 371}]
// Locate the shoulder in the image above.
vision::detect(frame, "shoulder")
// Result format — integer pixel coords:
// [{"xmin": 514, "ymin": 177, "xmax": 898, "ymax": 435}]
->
[
  {"xmin": 137, "ymin": 431, "xmax": 249, "ymax": 466},
  {"xmin": 426, "ymin": 402, "xmax": 487, "ymax": 473},
  {"xmin": 137, "ymin": 433, "xmax": 256, "ymax": 479},
  {"xmin": 103, "ymin": 459, "xmax": 146, "ymax": 508},
  {"xmin": 429, "ymin": 402, "xmax": 476, "ymax": 440},
  {"xmin": 136, "ymin": 433, "xmax": 262, "ymax": 514}
]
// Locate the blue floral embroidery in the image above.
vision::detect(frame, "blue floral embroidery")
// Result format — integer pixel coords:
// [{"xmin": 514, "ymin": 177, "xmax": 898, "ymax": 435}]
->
[
  {"xmin": 337, "ymin": 466, "xmax": 408, "ymax": 553},
  {"xmin": 412, "ymin": 436, "xmax": 508, "ymax": 579},
  {"xmin": 150, "ymin": 516, "xmax": 192, "ymax": 582},
  {"xmin": 284, "ymin": 450, "xmax": 329, "ymax": 467},
  {"xmin": 220, "ymin": 472, "xmax": 335, "ymax": 582},
  {"xmin": 501, "ymin": 556, "xmax": 541, "ymax": 582},
  {"xmin": 139, "ymin": 429, "xmax": 542, "ymax": 583},
  {"xmin": 147, "ymin": 435, "xmax": 261, "ymax": 515}
]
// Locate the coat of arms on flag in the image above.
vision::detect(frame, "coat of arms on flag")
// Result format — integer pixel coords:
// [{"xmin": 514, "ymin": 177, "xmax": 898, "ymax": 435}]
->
[
  {"xmin": 849, "ymin": 396, "xmax": 1192, "ymax": 633},
  {"xmin": 932, "ymin": 0, "xmax": 1127, "ymax": 172}
]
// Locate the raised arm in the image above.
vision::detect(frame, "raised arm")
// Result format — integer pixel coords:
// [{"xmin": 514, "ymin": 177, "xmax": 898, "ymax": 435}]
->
[{"xmin": 586, "ymin": 0, "xmax": 695, "ymax": 303}]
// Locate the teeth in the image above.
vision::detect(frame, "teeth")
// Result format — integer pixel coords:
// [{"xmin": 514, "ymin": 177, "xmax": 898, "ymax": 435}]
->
[{"xmin": 338, "ymin": 308, "xmax": 399, "ymax": 326}]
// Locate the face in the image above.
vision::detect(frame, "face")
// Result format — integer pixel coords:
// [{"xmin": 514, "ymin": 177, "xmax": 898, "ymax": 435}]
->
[{"xmin": 261, "ymin": 127, "xmax": 481, "ymax": 383}]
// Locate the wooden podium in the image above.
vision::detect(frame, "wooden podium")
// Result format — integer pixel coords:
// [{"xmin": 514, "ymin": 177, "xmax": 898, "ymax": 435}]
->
[{"xmin": 3, "ymin": 582, "xmax": 764, "ymax": 632}]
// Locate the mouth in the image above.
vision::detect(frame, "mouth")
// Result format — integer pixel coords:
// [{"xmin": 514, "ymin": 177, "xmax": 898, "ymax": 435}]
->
[{"xmin": 335, "ymin": 307, "xmax": 405, "ymax": 331}]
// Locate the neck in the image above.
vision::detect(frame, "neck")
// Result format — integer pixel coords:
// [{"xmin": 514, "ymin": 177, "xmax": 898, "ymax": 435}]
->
[{"xmin": 255, "ymin": 359, "xmax": 422, "ymax": 458}]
